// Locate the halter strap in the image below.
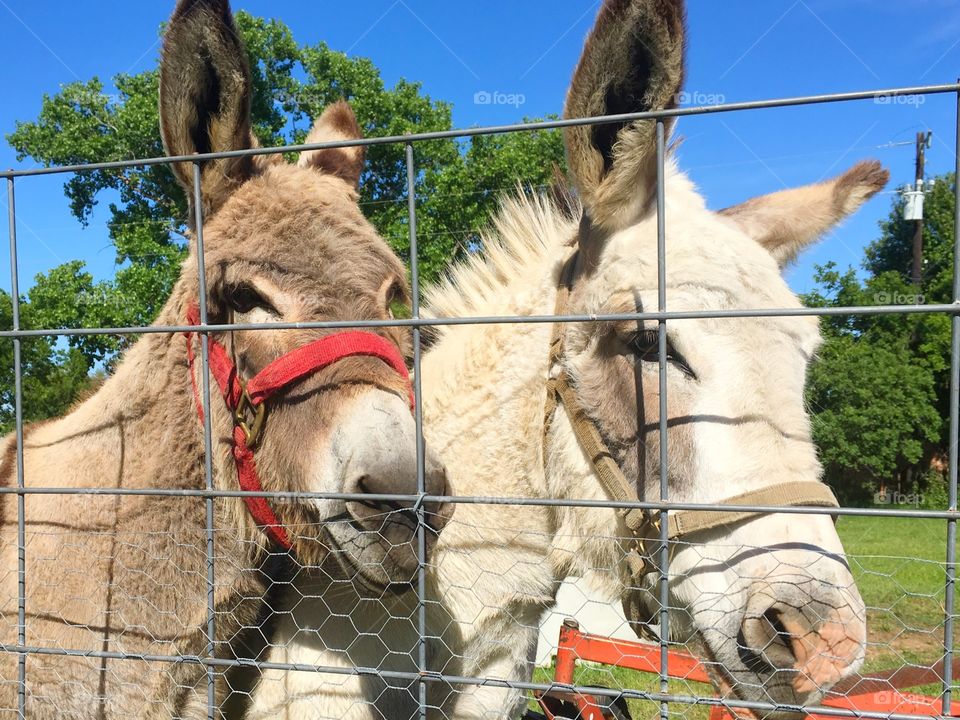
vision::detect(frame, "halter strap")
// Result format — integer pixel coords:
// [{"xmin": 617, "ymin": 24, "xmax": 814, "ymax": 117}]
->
[
  {"xmin": 184, "ymin": 304, "xmax": 414, "ymax": 550},
  {"xmin": 542, "ymin": 250, "xmax": 839, "ymax": 582}
]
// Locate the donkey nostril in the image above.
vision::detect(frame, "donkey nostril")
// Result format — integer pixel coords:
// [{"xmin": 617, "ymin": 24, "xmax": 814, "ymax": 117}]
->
[
  {"xmin": 348, "ymin": 473, "xmax": 452, "ymax": 536},
  {"xmin": 761, "ymin": 609, "xmax": 799, "ymax": 666},
  {"xmin": 354, "ymin": 474, "xmax": 372, "ymax": 494},
  {"xmin": 739, "ymin": 605, "xmax": 801, "ymax": 674},
  {"xmin": 353, "ymin": 473, "xmax": 397, "ymax": 497},
  {"xmin": 738, "ymin": 588, "xmax": 866, "ymax": 696}
]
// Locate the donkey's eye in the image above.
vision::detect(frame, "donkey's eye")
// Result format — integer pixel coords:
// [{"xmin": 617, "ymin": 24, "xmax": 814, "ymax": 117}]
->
[
  {"xmin": 629, "ymin": 330, "xmax": 661, "ymax": 357},
  {"xmin": 225, "ymin": 283, "xmax": 269, "ymax": 315},
  {"xmin": 628, "ymin": 330, "xmax": 696, "ymax": 378}
]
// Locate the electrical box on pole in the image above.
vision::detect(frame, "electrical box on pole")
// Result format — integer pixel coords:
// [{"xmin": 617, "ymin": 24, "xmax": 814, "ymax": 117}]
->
[{"xmin": 904, "ymin": 180, "xmax": 925, "ymax": 221}]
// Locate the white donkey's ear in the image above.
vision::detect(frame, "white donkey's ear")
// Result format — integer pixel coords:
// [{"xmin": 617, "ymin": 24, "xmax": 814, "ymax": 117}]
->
[
  {"xmin": 563, "ymin": 0, "xmax": 686, "ymax": 231},
  {"xmin": 298, "ymin": 101, "xmax": 365, "ymax": 190},
  {"xmin": 718, "ymin": 161, "xmax": 890, "ymax": 268},
  {"xmin": 160, "ymin": 0, "xmax": 256, "ymax": 221}
]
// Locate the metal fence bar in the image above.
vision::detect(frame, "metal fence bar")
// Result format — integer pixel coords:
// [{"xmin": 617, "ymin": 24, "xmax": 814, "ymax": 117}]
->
[
  {"xmin": 1, "ymin": 83, "xmax": 958, "ymax": 180},
  {"xmin": 0, "ymin": 484, "xmax": 953, "ymax": 516},
  {"xmin": 942, "ymin": 85, "xmax": 960, "ymax": 715},
  {"xmin": 191, "ymin": 162, "xmax": 217, "ymax": 718},
  {"xmin": 4, "ymin": 301, "xmax": 959, "ymax": 340},
  {"xmin": 6, "ymin": 177, "xmax": 26, "ymax": 717},
  {"xmin": 656, "ymin": 118, "xmax": 671, "ymax": 720},
  {"xmin": 406, "ymin": 141, "xmax": 430, "ymax": 718}
]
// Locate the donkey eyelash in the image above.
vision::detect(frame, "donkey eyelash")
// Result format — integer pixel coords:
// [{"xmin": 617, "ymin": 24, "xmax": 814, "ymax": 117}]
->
[{"xmin": 628, "ymin": 330, "xmax": 696, "ymax": 378}]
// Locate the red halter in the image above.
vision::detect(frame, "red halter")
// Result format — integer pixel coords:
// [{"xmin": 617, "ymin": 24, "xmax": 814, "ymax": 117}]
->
[{"xmin": 183, "ymin": 304, "xmax": 414, "ymax": 550}]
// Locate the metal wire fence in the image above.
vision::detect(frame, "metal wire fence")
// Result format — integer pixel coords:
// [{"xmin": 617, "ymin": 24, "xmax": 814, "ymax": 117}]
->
[{"xmin": 1, "ymin": 80, "xmax": 959, "ymax": 719}]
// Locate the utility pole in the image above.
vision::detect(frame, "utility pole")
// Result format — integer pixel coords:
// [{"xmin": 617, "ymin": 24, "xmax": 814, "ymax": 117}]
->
[{"xmin": 911, "ymin": 131, "xmax": 933, "ymax": 286}]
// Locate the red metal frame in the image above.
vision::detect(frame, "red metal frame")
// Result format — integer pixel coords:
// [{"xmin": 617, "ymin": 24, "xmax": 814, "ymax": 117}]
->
[{"xmin": 534, "ymin": 619, "xmax": 960, "ymax": 720}]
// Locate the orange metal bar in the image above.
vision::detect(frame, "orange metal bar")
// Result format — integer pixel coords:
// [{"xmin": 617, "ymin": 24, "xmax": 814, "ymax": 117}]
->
[
  {"xmin": 545, "ymin": 620, "xmax": 960, "ymax": 720},
  {"xmin": 834, "ymin": 658, "xmax": 960, "ymax": 697},
  {"xmin": 814, "ymin": 691, "xmax": 960, "ymax": 719},
  {"xmin": 555, "ymin": 620, "xmax": 712, "ymax": 684},
  {"xmin": 555, "ymin": 620, "xmax": 580, "ymax": 686}
]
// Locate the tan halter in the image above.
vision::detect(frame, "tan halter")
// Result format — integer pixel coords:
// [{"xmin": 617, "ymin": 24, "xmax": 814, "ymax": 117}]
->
[{"xmin": 542, "ymin": 247, "xmax": 839, "ymax": 629}]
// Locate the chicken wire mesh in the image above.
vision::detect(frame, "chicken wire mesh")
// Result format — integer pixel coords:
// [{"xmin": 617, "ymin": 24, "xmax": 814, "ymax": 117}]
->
[{"xmin": 0, "ymin": 67, "xmax": 958, "ymax": 720}]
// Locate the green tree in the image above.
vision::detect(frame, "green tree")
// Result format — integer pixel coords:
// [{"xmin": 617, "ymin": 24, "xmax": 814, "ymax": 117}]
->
[
  {"xmin": 0, "ymin": 292, "xmax": 93, "ymax": 433},
  {"xmin": 865, "ymin": 174, "xmax": 956, "ymax": 448},
  {"xmin": 5, "ymin": 12, "xmax": 565, "ymax": 417},
  {"xmin": 805, "ymin": 266, "xmax": 941, "ymax": 504},
  {"xmin": 804, "ymin": 173, "xmax": 957, "ymax": 504}
]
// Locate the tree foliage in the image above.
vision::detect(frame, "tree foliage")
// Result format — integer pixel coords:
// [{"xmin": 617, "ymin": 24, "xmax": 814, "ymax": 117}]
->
[
  {"xmin": 804, "ymin": 173, "xmax": 956, "ymax": 505},
  {"xmin": 0, "ymin": 292, "xmax": 92, "ymax": 433}
]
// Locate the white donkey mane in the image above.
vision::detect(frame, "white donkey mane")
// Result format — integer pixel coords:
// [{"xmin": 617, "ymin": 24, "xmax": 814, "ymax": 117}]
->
[{"xmin": 423, "ymin": 191, "xmax": 579, "ymax": 324}]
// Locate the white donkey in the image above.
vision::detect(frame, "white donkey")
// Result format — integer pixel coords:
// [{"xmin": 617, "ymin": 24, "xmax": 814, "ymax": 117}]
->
[{"xmin": 248, "ymin": 0, "xmax": 888, "ymax": 717}]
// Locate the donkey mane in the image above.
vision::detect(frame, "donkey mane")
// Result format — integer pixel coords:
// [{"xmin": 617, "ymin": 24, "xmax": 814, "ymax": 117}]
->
[{"xmin": 422, "ymin": 190, "xmax": 580, "ymax": 328}]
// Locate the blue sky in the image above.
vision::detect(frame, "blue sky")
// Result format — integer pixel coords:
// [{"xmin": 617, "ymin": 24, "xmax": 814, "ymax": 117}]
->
[{"xmin": 1, "ymin": 0, "xmax": 958, "ymax": 296}]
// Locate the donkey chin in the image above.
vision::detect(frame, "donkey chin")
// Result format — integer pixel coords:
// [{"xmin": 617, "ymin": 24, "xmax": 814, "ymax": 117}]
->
[
  {"xmin": 669, "ymin": 519, "xmax": 867, "ymax": 718},
  {"xmin": 323, "ymin": 515, "xmax": 433, "ymax": 593}
]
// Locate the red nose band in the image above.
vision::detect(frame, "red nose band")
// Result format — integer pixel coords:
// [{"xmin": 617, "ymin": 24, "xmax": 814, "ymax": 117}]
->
[{"xmin": 183, "ymin": 304, "xmax": 414, "ymax": 550}]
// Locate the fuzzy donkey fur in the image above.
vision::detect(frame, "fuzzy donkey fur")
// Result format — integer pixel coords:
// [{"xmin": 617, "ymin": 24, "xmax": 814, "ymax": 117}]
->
[
  {"xmin": 243, "ymin": 0, "xmax": 888, "ymax": 718},
  {"xmin": 0, "ymin": 0, "xmax": 449, "ymax": 717}
]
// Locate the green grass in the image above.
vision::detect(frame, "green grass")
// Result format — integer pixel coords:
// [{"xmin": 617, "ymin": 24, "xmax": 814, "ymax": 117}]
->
[
  {"xmin": 528, "ymin": 516, "xmax": 957, "ymax": 718},
  {"xmin": 836, "ymin": 514, "xmax": 954, "ymax": 671}
]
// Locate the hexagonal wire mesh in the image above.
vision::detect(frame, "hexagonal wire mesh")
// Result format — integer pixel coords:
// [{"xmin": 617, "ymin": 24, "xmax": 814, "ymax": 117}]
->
[{"xmin": 1, "ymin": 82, "xmax": 959, "ymax": 719}]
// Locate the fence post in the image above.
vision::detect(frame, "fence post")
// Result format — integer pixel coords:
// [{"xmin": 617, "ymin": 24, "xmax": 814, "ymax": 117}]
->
[
  {"xmin": 7, "ymin": 177, "xmax": 26, "ymax": 719},
  {"xmin": 192, "ymin": 161, "xmax": 218, "ymax": 720},
  {"xmin": 406, "ymin": 141, "xmax": 429, "ymax": 720},
  {"xmin": 942, "ymin": 85, "xmax": 960, "ymax": 716},
  {"xmin": 656, "ymin": 118, "xmax": 672, "ymax": 720}
]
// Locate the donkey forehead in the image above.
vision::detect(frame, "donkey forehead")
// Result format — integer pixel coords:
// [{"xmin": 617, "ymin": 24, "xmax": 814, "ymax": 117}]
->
[
  {"xmin": 584, "ymin": 212, "xmax": 821, "ymax": 354},
  {"xmin": 202, "ymin": 164, "xmax": 403, "ymax": 285}
]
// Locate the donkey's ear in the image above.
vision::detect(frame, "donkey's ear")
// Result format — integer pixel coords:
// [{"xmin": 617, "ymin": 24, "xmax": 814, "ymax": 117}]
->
[
  {"xmin": 564, "ymin": 0, "xmax": 686, "ymax": 230},
  {"xmin": 159, "ymin": 0, "xmax": 255, "ymax": 219},
  {"xmin": 718, "ymin": 161, "xmax": 890, "ymax": 268},
  {"xmin": 298, "ymin": 101, "xmax": 365, "ymax": 189}
]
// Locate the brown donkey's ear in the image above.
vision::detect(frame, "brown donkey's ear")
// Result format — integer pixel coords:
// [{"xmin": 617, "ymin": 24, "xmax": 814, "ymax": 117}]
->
[
  {"xmin": 564, "ymin": 0, "xmax": 686, "ymax": 231},
  {"xmin": 298, "ymin": 101, "xmax": 365, "ymax": 190},
  {"xmin": 160, "ymin": 0, "xmax": 255, "ymax": 221}
]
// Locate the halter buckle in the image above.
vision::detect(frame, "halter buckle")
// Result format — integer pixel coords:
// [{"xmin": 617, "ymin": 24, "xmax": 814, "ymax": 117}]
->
[
  {"xmin": 235, "ymin": 388, "xmax": 267, "ymax": 448},
  {"xmin": 639, "ymin": 509, "xmax": 662, "ymax": 537}
]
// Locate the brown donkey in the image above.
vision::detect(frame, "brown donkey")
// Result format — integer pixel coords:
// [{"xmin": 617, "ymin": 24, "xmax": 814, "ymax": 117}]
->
[{"xmin": 0, "ymin": 0, "xmax": 449, "ymax": 716}]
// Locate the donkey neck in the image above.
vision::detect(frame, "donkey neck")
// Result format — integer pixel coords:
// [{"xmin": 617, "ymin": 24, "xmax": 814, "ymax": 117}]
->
[
  {"xmin": 422, "ymin": 294, "xmax": 555, "ymax": 500},
  {"xmin": 421, "ymin": 197, "xmax": 578, "ymax": 502},
  {"xmin": 28, "ymin": 299, "xmax": 205, "ymax": 492}
]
